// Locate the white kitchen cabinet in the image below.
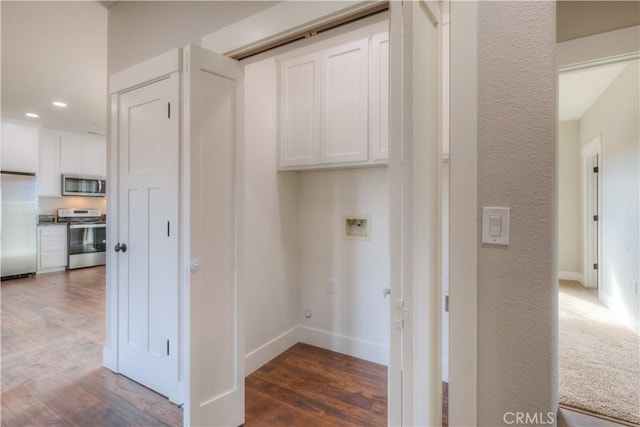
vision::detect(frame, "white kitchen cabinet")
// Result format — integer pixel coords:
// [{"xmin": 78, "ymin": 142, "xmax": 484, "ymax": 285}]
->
[
  {"xmin": 37, "ymin": 225, "xmax": 67, "ymax": 273},
  {"xmin": 278, "ymin": 31, "xmax": 388, "ymax": 171},
  {"xmin": 60, "ymin": 131, "xmax": 106, "ymax": 177},
  {"xmin": 321, "ymin": 38, "xmax": 369, "ymax": 164},
  {"xmin": 84, "ymin": 134, "xmax": 107, "ymax": 177},
  {"xmin": 369, "ymin": 32, "xmax": 389, "ymax": 161},
  {"xmin": 38, "ymin": 130, "xmax": 62, "ymax": 197},
  {"xmin": 279, "ymin": 52, "xmax": 321, "ymax": 168},
  {"xmin": 1, "ymin": 120, "xmax": 39, "ymax": 173}
]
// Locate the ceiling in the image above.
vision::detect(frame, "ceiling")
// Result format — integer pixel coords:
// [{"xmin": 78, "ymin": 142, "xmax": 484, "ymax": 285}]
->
[
  {"xmin": 557, "ymin": 1, "xmax": 640, "ymax": 43},
  {"xmin": 1, "ymin": 1, "xmax": 107, "ymax": 134},
  {"xmin": 559, "ymin": 62, "xmax": 629, "ymax": 122},
  {"xmin": 1, "ymin": 1, "xmax": 638, "ymax": 134}
]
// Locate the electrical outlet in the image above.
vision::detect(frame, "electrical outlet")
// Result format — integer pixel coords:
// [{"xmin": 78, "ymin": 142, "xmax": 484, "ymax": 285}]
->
[{"xmin": 327, "ymin": 278, "xmax": 335, "ymax": 294}]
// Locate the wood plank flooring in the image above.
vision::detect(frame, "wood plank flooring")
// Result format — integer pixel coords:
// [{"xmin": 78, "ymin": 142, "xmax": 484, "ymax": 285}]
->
[
  {"xmin": 245, "ymin": 343, "xmax": 387, "ymax": 426},
  {"xmin": 12, "ymin": 267, "xmax": 615, "ymax": 427},
  {"xmin": 1, "ymin": 268, "xmax": 182, "ymax": 426}
]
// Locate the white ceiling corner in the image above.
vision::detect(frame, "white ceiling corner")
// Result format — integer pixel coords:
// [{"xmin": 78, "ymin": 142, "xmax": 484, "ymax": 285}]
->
[{"xmin": 559, "ymin": 62, "xmax": 629, "ymax": 122}]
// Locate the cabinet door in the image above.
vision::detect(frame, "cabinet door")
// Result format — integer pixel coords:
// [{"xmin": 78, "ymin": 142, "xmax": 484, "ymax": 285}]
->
[
  {"xmin": 60, "ymin": 132, "xmax": 86, "ymax": 175},
  {"xmin": 83, "ymin": 134, "xmax": 107, "ymax": 177},
  {"xmin": 1, "ymin": 121, "xmax": 39, "ymax": 173},
  {"xmin": 38, "ymin": 130, "xmax": 62, "ymax": 197},
  {"xmin": 279, "ymin": 53, "xmax": 321, "ymax": 168},
  {"xmin": 369, "ymin": 32, "xmax": 389, "ymax": 161},
  {"xmin": 37, "ymin": 225, "xmax": 67, "ymax": 272},
  {"xmin": 321, "ymin": 38, "xmax": 369, "ymax": 164}
]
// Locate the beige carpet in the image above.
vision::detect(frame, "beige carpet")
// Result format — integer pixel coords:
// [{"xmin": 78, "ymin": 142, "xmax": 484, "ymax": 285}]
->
[{"xmin": 559, "ymin": 281, "xmax": 640, "ymax": 425}]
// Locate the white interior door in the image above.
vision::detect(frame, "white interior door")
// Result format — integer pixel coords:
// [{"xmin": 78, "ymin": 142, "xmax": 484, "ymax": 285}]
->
[
  {"xmin": 389, "ymin": 1, "xmax": 442, "ymax": 425},
  {"xmin": 117, "ymin": 73, "xmax": 180, "ymax": 402},
  {"xmin": 182, "ymin": 44, "xmax": 244, "ymax": 427}
]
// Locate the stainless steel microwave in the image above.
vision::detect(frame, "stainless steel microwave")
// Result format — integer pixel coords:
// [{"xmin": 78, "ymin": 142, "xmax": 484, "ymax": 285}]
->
[{"xmin": 61, "ymin": 175, "xmax": 106, "ymax": 197}]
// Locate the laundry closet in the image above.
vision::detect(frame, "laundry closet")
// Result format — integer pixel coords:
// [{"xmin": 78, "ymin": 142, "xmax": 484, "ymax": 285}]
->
[
  {"xmin": 241, "ymin": 13, "xmax": 391, "ymax": 373},
  {"xmin": 107, "ymin": 1, "xmax": 444, "ymax": 423}
]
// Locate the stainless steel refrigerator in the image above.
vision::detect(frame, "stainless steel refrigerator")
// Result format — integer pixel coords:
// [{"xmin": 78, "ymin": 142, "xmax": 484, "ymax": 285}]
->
[{"xmin": 1, "ymin": 172, "xmax": 37, "ymax": 279}]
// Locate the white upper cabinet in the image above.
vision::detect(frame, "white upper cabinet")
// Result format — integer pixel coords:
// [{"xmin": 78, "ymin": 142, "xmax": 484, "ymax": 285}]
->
[
  {"xmin": 83, "ymin": 134, "xmax": 107, "ymax": 177},
  {"xmin": 38, "ymin": 130, "xmax": 62, "ymax": 197},
  {"xmin": 60, "ymin": 131, "xmax": 106, "ymax": 177},
  {"xmin": 60, "ymin": 132, "xmax": 86, "ymax": 175},
  {"xmin": 369, "ymin": 32, "xmax": 389, "ymax": 161},
  {"xmin": 1, "ymin": 120, "xmax": 39, "ymax": 174},
  {"xmin": 38, "ymin": 129, "xmax": 106, "ymax": 197},
  {"xmin": 321, "ymin": 38, "xmax": 369, "ymax": 164},
  {"xmin": 278, "ymin": 29, "xmax": 389, "ymax": 171},
  {"xmin": 279, "ymin": 52, "xmax": 321, "ymax": 168}
]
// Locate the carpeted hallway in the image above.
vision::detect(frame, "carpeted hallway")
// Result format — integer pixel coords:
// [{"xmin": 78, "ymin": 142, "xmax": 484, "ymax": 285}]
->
[{"xmin": 559, "ymin": 280, "xmax": 640, "ymax": 425}]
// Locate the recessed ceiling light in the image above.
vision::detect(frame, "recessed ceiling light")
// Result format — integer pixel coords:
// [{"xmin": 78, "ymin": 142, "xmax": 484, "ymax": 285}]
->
[
  {"xmin": 25, "ymin": 112, "xmax": 39, "ymax": 118},
  {"xmin": 53, "ymin": 101, "xmax": 67, "ymax": 107}
]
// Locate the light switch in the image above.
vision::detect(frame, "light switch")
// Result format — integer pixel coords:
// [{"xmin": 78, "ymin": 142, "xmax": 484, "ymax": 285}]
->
[
  {"xmin": 482, "ymin": 207, "xmax": 510, "ymax": 245},
  {"xmin": 489, "ymin": 215, "xmax": 502, "ymax": 237}
]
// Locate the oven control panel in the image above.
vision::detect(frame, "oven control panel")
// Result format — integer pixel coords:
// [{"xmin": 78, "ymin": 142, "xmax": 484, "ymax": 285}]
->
[{"xmin": 57, "ymin": 208, "xmax": 101, "ymax": 218}]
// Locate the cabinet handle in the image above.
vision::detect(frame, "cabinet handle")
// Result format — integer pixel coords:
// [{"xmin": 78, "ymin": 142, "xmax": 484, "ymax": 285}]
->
[{"xmin": 114, "ymin": 243, "xmax": 127, "ymax": 253}]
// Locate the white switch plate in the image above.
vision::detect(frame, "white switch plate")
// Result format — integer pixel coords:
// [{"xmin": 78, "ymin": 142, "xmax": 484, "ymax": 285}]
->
[{"xmin": 482, "ymin": 207, "xmax": 510, "ymax": 245}]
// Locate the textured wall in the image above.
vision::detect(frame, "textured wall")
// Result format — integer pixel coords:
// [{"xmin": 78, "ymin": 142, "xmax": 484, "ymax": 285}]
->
[
  {"xmin": 477, "ymin": 2, "xmax": 557, "ymax": 424},
  {"xmin": 558, "ymin": 121, "xmax": 582, "ymax": 277}
]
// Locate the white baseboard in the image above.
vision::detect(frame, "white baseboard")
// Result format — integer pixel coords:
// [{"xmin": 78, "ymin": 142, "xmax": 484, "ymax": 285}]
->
[
  {"xmin": 559, "ymin": 271, "xmax": 584, "ymax": 285},
  {"xmin": 297, "ymin": 326, "xmax": 388, "ymax": 366},
  {"xmin": 244, "ymin": 327, "xmax": 298, "ymax": 376}
]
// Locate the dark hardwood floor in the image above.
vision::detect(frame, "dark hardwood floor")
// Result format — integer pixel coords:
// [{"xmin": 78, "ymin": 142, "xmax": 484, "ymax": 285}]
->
[
  {"xmin": 1, "ymin": 268, "xmax": 182, "ymax": 426},
  {"xmin": 245, "ymin": 343, "xmax": 387, "ymax": 426},
  {"xmin": 1, "ymin": 267, "xmax": 507, "ymax": 427}
]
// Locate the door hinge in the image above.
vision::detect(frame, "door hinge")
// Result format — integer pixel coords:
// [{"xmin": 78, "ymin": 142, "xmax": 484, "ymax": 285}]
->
[
  {"xmin": 593, "ymin": 166, "xmax": 599, "ymax": 173},
  {"xmin": 167, "ymin": 221, "xmax": 170, "ymax": 237},
  {"xmin": 393, "ymin": 299, "xmax": 409, "ymax": 329},
  {"xmin": 167, "ymin": 339, "xmax": 170, "ymax": 356},
  {"xmin": 445, "ymin": 295, "xmax": 449, "ymax": 313},
  {"xmin": 168, "ymin": 102, "xmax": 171, "ymax": 119},
  {"xmin": 593, "ymin": 215, "xmax": 598, "ymax": 221},
  {"xmin": 593, "ymin": 263, "xmax": 599, "ymax": 270}
]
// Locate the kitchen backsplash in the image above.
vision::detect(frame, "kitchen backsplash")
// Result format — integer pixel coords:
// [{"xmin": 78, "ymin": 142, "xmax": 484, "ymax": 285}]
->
[{"xmin": 39, "ymin": 196, "xmax": 107, "ymax": 215}]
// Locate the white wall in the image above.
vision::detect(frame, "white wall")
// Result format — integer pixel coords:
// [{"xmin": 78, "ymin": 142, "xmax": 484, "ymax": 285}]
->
[
  {"xmin": 244, "ymin": 22, "xmax": 390, "ymax": 366},
  {"xmin": 477, "ymin": 2, "xmax": 557, "ymax": 424},
  {"xmin": 297, "ymin": 168, "xmax": 389, "ymax": 364},
  {"xmin": 107, "ymin": 1, "xmax": 276, "ymax": 74},
  {"xmin": 243, "ymin": 58, "xmax": 300, "ymax": 373},
  {"xmin": 580, "ymin": 60, "xmax": 640, "ymax": 334},
  {"xmin": 558, "ymin": 120, "xmax": 583, "ymax": 280}
]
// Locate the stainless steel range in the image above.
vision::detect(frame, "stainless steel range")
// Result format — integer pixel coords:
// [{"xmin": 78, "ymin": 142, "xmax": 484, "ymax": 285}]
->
[{"xmin": 57, "ymin": 208, "xmax": 106, "ymax": 269}]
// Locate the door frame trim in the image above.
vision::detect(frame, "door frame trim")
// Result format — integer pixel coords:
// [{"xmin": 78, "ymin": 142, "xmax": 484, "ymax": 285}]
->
[
  {"xmin": 448, "ymin": 2, "xmax": 479, "ymax": 426},
  {"xmin": 582, "ymin": 136, "xmax": 601, "ymax": 290}
]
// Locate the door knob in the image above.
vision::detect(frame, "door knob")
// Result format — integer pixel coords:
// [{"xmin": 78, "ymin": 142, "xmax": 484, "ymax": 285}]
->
[{"xmin": 114, "ymin": 243, "xmax": 128, "ymax": 253}]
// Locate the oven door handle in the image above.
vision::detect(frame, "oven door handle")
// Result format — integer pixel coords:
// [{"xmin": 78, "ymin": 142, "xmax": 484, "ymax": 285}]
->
[{"xmin": 69, "ymin": 224, "xmax": 107, "ymax": 229}]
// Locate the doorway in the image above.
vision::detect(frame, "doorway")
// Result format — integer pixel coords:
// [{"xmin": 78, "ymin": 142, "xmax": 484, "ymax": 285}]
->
[
  {"xmin": 240, "ymin": 13, "xmax": 392, "ymax": 424},
  {"xmin": 558, "ymin": 48, "xmax": 640, "ymax": 425}
]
